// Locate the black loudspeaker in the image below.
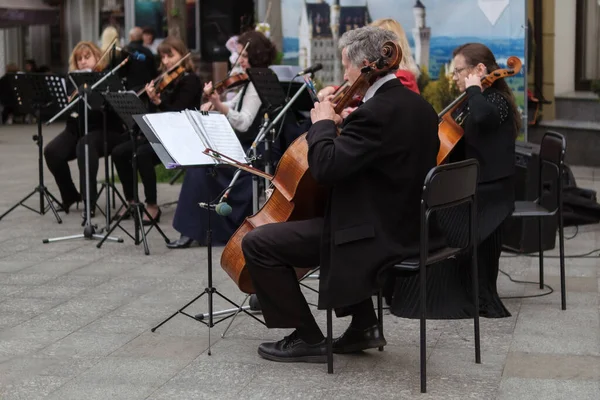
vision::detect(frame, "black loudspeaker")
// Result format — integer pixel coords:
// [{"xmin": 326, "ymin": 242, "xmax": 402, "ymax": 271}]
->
[
  {"xmin": 502, "ymin": 141, "xmax": 558, "ymax": 253},
  {"xmin": 200, "ymin": 0, "xmax": 255, "ymax": 62}
]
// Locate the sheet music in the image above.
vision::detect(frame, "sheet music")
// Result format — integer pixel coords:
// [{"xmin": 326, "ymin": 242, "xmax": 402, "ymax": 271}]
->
[
  {"xmin": 141, "ymin": 110, "xmax": 247, "ymax": 167},
  {"xmin": 192, "ymin": 111, "xmax": 247, "ymax": 164},
  {"xmin": 143, "ymin": 112, "xmax": 215, "ymax": 166}
]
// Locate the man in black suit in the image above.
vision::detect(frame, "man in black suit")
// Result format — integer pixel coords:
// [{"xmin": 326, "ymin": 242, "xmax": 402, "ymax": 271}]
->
[
  {"xmin": 241, "ymin": 26, "xmax": 441, "ymax": 363},
  {"xmin": 121, "ymin": 27, "xmax": 157, "ymax": 92}
]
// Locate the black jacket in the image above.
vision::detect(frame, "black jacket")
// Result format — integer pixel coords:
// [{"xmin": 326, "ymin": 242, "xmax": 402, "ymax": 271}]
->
[
  {"xmin": 121, "ymin": 40, "xmax": 157, "ymax": 92},
  {"xmin": 306, "ymin": 78, "xmax": 441, "ymax": 309},
  {"xmin": 157, "ymin": 72, "xmax": 202, "ymax": 112},
  {"xmin": 452, "ymin": 86, "xmax": 516, "ymax": 183}
]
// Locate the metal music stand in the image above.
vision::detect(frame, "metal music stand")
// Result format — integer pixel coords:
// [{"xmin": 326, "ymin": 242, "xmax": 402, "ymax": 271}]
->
[
  {"xmin": 196, "ymin": 71, "xmax": 315, "ymax": 337},
  {"xmin": 43, "ymin": 82, "xmax": 123, "ymax": 245},
  {"xmin": 151, "ymin": 178, "xmax": 265, "ymax": 354},
  {"xmin": 96, "ymin": 91, "xmax": 170, "ymax": 255},
  {"xmin": 0, "ymin": 73, "xmax": 66, "ymax": 223},
  {"xmin": 67, "ymin": 71, "xmax": 128, "ymax": 229}
]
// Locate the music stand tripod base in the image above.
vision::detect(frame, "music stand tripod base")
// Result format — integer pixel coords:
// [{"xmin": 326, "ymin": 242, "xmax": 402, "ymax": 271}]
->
[
  {"xmin": 0, "ymin": 73, "xmax": 65, "ymax": 224},
  {"xmin": 96, "ymin": 92, "xmax": 171, "ymax": 255}
]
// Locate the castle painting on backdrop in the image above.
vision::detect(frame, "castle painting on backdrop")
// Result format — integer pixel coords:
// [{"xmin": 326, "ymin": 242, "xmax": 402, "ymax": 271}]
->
[{"xmin": 282, "ymin": 0, "xmax": 526, "ymax": 111}]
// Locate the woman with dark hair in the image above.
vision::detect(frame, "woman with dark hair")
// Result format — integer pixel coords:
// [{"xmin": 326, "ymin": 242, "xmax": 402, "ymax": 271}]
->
[
  {"xmin": 112, "ymin": 36, "xmax": 200, "ymax": 224},
  {"xmin": 167, "ymin": 30, "xmax": 277, "ymax": 248},
  {"xmin": 389, "ymin": 42, "xmax": 521, "ymax": 319}
]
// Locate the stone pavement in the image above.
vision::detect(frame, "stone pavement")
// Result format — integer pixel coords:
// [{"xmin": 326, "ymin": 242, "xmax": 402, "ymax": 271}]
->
[{"xmin": 0, "ymin": 124, "xmax": 599, "ymax": 399}]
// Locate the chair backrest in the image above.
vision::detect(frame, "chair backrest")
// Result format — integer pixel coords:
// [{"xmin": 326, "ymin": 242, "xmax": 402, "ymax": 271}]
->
[
  {"xmin": 423, "ymin": 159, "xmax": 479, "ymax": 211},
  {"xmin": 420, "ymin": 159, "xmax": 480, "ymax": 258},
  {"xmin": 538, "ymin": 131, "xmax": 567, "ymax": 213}
]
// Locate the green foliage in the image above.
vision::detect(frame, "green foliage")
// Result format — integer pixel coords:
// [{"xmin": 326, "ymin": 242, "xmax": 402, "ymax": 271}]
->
[
  {"xmin": 417, "ymin": 66, "xmax": 430, "ymax": 93},
  {"xmin": 274, "ymin": 51, "xmax": 284, "ymax": 65},
  {"xmin": 420, "ymin": 65, "xmax": 460, "ymax": 113},
  {"xmin": 109, "ymin": 164, "xmax": 182, "ymax": 184},
  {"xmin": 591, "ymin": 80, "xmax": 600, "ymax": 97}
]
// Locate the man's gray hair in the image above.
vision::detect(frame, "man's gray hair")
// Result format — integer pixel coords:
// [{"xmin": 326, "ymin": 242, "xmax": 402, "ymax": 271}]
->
[{"xmin": 339, "ymin": 26, "xmax": 399, "ymax": 68}]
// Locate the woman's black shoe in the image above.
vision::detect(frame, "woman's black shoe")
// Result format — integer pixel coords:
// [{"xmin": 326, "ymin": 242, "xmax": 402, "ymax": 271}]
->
[
  {"xmin": 142, "ymin": 208, "xmax": 161, "ymax": 226},
  {"xmin": 166, "ymin": 235, "xmax": 199, "ymax": 249},
  {"xmin": 61, "ymin": 194, "xmax": 81, "ymax": 214},
  {"xmin": 332, "ymin": 324, "xmax": 387, "ymax": 354}
]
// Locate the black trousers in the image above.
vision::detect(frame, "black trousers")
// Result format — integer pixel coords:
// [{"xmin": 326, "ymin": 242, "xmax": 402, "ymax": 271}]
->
[
  {"xmin": 242, "ymin": 218, "xmax": 374, "ymax": 331},
  {"xmin": 44, "ymin": 127, "xmax": 120, "ymax": 207},
  {"xmin": 111, "ymin": 139, "xmax": 160, "ymax": 204}
]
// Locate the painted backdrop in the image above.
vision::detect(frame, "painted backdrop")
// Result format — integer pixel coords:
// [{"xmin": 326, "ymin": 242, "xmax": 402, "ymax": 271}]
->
[{"xmin": 281, "ymin": 0, "xmax": 526, "ymax": 121}]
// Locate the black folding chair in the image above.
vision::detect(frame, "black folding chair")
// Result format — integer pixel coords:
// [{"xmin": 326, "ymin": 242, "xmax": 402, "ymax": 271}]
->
[
  {"xmin": 511, "ymin": 131, "xmax": 567, "ymax": 310},
  {"xmin": 325, "ymin": 159, "xmax": 482, "ymax": 393}
]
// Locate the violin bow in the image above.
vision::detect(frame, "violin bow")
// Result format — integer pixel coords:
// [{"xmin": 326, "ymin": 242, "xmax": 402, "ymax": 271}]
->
[
  {"xmin": 203, "ymin": 148, "xmax": 273, "ymax": 180},
  {"xmin": 228, "ymin": 41, "xmax": 250, "ymax": 78},
  {"xmin": 136, "ymin": 52, "xmax": 191, "ymax": 97}
]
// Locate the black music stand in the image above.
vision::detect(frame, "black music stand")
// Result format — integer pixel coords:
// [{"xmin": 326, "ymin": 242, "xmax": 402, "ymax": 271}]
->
[
  {"xmin": 70, "ymin": 72, "xmax": 128, "ymax": 228},
  {"xmin": 0, "ymin": 73, "xmax": 66, "ymax": 223},
  {"xmin": 97, "ymin": 92, "xmax": 170, "ymax": 255},
  {"xmin": 151, "ymin": 178, "xmax": 265, "ymax": 354}
]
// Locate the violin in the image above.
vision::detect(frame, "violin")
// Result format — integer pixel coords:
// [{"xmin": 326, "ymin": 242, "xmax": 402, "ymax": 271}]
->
[
  {"xmin": 156, "ymin": 65, "xmax": 185, "ymax": 94},
  {"xmin": 209, "ymin": 41, "xmax": 401, "ymax": 293},
  {"xmin": 137, "ymin": 52, "xmax": 191, "ymax": 97},
  {"xmin": 436, "ymin": 56, "xmax": 522, "ymax": 165},
  {"xmin": 208, "ymin": 72, "xmax": 249, "ymax": 96}
]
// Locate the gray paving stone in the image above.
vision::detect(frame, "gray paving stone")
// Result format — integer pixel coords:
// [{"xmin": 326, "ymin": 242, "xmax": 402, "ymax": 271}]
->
[
  {"xmin": 497, "ymin": 378, "xmax": 600, "ymax": 400},
  {"xmin": 110, "ymin": 332, "xmax": 208, "ymax": 359},
  {"xmin": 0, "ymin": 375, "xmax": 71, "ymax": 400},
  {"xmin": 46, "ymin": 382, "xmax": 156, "ymax": 400},
  {"xmin": 39, "ymin": 332, "xmax": 138, "ymax": 358},
  {"xmin": 503, "ymin": 352, "xmax": 600, "ymax": 380}
]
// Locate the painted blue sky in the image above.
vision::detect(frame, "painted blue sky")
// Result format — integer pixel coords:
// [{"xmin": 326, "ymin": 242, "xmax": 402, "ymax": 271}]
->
[{"xmin": 282, "ymin": 0, "xmax": 526, "ymax": 39}]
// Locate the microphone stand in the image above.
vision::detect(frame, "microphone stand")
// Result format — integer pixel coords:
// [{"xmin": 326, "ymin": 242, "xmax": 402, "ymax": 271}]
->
[
  {"xmin": 204, "ymin": 80, "xmax": 311, "ymax": 337},
  {"xmin": 45, "ymin": 58, "xmax": 129, "ymax": 125}
]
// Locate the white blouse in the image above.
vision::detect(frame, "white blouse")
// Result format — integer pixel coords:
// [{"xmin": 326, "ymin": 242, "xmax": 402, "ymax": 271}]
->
[{"xmin": 224, "ymin": 82, "xmax": 262, "ymax": 133}]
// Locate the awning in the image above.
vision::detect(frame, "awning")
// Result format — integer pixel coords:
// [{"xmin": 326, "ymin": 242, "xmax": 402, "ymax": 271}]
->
[{"xmin": 0, "ymin": 0, "xmax": 59, "ymax": 29}]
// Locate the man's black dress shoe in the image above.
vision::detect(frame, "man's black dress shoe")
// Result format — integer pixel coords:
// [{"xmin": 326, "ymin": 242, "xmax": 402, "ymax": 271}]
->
[
  {"xmin": 166, "ymin": 235, "xmax": 199, "ymax": 249},
  {"xmin": 258, "ymin": 331, "xmax": 327, "ymax": 363},
  {"xmin": 332, "ymin": 324, "xmax": 387, "ymax": 354}
]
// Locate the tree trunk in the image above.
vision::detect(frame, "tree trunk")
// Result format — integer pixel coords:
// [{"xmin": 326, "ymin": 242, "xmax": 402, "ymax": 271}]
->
[{"xmin": 166, "ymin": 0, "xmax": 187, "ymax": 43}]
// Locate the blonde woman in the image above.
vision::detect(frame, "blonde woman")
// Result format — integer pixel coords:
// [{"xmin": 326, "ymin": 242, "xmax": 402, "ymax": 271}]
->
[{"xmin": 44, "ymin": 42, "xmax": 125, "ymax": 217}]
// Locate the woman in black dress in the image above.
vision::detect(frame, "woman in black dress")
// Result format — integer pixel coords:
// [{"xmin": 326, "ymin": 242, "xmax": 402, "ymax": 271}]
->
[
  {"xmin": 389, "ymin": 43, "xmax": 521, "ymax": 319},
  {"xmin": 111, "ymin": 37, "xmax": 201, "ymax": 224},
  {"xmin": 167, "ymin": 30, "xmax": 277, "ymax": 248}
]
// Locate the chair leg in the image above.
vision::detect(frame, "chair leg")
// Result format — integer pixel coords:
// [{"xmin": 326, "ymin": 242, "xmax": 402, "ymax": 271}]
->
[
  {"xmin": 377, "ymin": 290, "xmax": 384, "ymax": 351},
  {"xmin": 558, "ymin": 212, "xmax": 567, "ymax": 310},
  {"xmin": 472, "ymin": 249, "xmax": 481, "ymax": 364},
  {"xmin": 327, "ymin": 308, "xmax": 333, "ymax": 374},
  {"xmin": 538, "ymin": 218, "xmax": 544, "ymax": 289},
  {"xmin": 420, "ymin": 271, "xmax": 427, "ymax": 393}
]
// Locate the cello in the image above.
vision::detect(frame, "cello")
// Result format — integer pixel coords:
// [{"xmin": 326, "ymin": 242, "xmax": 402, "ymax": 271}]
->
[
  {"xmin": 437, "ymin": 55, "xmax": 522, "ymax": 164},
  {"xmin": 208, "ymin": 41, "xmax": 402, "ymax": 293}
]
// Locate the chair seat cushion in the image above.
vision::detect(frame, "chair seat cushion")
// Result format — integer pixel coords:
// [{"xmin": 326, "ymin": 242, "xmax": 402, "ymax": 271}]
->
[
  {"xmin": 393, "ymin": 246, "xmax": 462, "ymax": 271},
  {"xmin": 512, "ymin": 201, "xmax": 552, "ymax": 217}
]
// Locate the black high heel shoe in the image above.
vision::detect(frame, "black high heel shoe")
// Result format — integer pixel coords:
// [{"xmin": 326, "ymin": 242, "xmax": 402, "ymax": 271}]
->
[
  {"xmin": 61, "ymin": 195, "xmax": 82, "ymax": 214},
  {"xmin": 142, "ymin": 208, "xmax": 161, "ymax": 226}
]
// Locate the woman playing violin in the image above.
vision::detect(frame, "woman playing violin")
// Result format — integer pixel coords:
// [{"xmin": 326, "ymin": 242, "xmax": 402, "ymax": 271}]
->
[
  {"xmin": 111, "ymin": 37, "xmax": 201, "ymax": 224},
  {"xmin": 390, "ymin": 43, "xmax": 521, "ymax": 320},
  {"xmin": 167, "ymin": 30, "xmax": 277, "ymax": 249},
  {"xmin": 44, "ymin": 41, "xmax": 126, "ymax": 218}
]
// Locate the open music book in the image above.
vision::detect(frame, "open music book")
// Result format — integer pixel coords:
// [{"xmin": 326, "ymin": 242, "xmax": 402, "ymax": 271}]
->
[{"xmin": 134, "ymin": 110, "xmax": 247, "ymax": 168}]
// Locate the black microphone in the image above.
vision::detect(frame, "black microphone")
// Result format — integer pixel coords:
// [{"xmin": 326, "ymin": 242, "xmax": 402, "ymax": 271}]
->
[
  {"xmin": 295, "ymin": 63, "xmax": 323, "ymax": 77},
  {"xmin": 198, "ymin": 201, "xmax": 232, "ymax": 216},
  {"xmin": 117, "ymin": 47, "xmax": 147, "ymax": 62}
]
